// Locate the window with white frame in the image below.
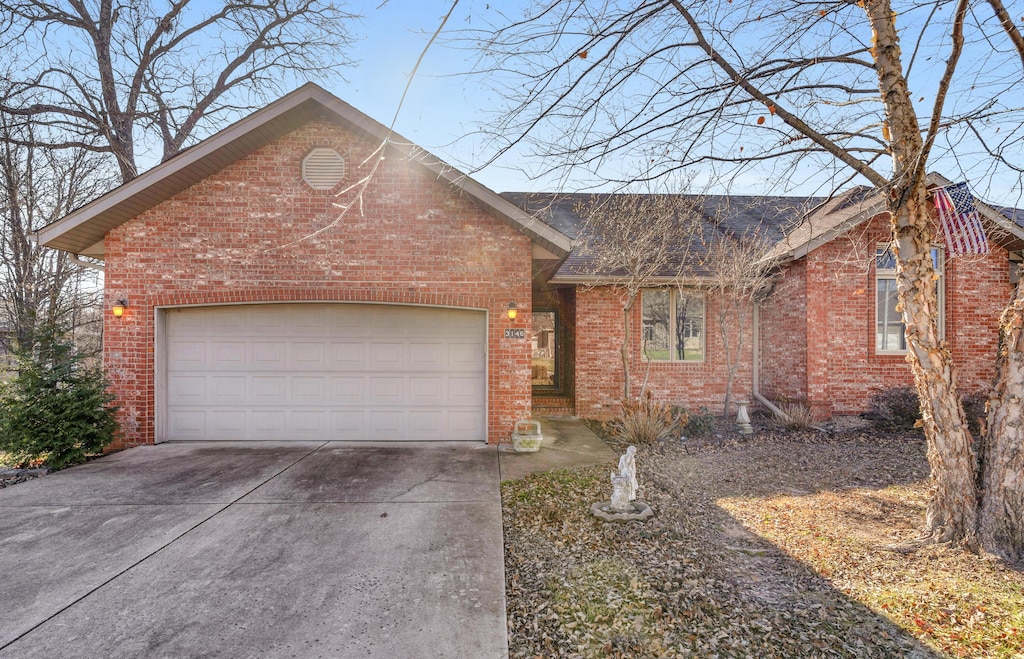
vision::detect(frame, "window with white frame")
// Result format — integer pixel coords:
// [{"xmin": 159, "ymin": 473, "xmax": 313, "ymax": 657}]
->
[
  {"xmin": 875, "ymin": 245, "xmax": 943, "ymax": 353},
  {"xmin": 641, "ymin": 289, "xmax": 705, "ymax": 361}
]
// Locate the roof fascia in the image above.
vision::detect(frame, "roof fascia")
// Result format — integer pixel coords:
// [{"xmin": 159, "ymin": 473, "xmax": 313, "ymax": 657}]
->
[
  {"xmin": 547, "ymin": 274, "xmax": 709, "ymax": 287},
  {"xmin": 37, "ymin": 83, "xmax": 570, "ymax": 258}
]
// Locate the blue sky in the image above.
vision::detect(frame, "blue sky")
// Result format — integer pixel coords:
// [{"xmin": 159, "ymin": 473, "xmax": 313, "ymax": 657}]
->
[
  {"xmin": 308, "ymin": 1, "xmax": 1024, "ymax": 205},
  {"xmin": 333, "ymin": 1, "xmax": 529, "ymax": 192}
]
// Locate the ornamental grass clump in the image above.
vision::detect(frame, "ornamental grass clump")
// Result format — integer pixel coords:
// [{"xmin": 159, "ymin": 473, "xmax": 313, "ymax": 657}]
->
[
  {"xmin": 0, "ymin": 327, "xmax": 119, "ymax": 470},
  {"xmin": 613, "ymin": 391, "xmax": 685, "ymax": 444}
]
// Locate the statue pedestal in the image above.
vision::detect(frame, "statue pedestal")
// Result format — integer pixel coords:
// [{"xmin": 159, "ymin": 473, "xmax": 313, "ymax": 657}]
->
[{"xmin": 590, "ymin": 501, "xmax": 654, "ymax": 523}]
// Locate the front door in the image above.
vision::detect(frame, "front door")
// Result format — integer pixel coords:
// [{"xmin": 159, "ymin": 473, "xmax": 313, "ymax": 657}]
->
[{"xmin": 531, "ymin": 309, "xmax": 557, "ymax": 390}]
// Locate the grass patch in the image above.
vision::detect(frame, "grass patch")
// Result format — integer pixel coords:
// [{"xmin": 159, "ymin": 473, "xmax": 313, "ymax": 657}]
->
[{"xmin": 719, "ymin": 485, "xmax": 1024, "ymax": 658}]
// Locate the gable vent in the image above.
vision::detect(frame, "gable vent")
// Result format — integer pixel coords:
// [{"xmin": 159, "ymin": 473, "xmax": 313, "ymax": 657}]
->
[{"xmin": 301, "ymin": 148, "xmax": 345, "ymax": 190}]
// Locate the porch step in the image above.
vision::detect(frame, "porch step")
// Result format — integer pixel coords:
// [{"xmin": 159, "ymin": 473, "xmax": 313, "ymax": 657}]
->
[{"xmin": 532, "ymin": 395, "xmax": 575, "ymax": 418}]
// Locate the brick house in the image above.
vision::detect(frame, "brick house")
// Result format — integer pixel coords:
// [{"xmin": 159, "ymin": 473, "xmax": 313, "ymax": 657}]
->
[
  {"xmin": 36, "ymin": 84, "xmax": 1024, "ymax": 445},
  {"xmin": 515, "ymin": 187, "xmax": 1023, "ymax": 422}
]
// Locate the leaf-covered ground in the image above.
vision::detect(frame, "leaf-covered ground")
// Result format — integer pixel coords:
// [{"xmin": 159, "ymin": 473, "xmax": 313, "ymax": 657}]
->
[{"xmin": 502, "ymin": 422, "xmax": 1024, "ymax": 658}]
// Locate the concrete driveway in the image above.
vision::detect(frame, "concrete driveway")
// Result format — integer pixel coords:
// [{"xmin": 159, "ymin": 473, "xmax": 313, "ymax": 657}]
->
[{"xmin": 0, "ymin": 441, "xmax": 507, "ymax": 658}]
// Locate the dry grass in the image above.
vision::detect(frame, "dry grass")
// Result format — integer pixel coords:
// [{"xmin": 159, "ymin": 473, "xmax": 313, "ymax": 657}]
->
[{"xmin": 502, "ymin": 423, "xmax": 1024, "ymax": 658}]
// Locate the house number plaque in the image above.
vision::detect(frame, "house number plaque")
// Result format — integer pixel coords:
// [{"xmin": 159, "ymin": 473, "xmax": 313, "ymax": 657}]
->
[{"xmin": 504, "ymin": 328, "xmax": 526, "ymax": 339}]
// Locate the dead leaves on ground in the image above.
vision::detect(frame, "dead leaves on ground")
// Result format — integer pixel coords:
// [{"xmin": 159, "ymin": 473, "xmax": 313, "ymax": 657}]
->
[{"xmin": 503, "ymin": 428, "xmax": 1024, "ymax": 658}]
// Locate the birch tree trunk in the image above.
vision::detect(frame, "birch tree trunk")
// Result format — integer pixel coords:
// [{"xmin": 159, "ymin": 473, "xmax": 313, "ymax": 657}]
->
[
  {"xmin": 622, "ymin": 294, "xmax": 635, "ymax": 400},
  {"xmin": 980, "ymin": 284, "xmax": 1024, "ymax": 561},
  {"xmin": 867, "ymin": 0, "xmax": 978, "ymax": 544}
]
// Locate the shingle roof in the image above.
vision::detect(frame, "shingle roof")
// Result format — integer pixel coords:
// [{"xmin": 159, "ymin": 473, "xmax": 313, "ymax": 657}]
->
[
  {"xmin": 501, "ymin": 192, "xmax": 825, "ymax": 281},
  {"xmin": 505, "ymin": 184, "xmax": 1024, "ymax": 283}
]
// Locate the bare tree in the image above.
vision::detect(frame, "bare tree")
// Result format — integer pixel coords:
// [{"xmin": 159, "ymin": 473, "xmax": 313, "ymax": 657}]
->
[
  {"xmin": 573, "ymin": 190, "xmax": 703, "ymax": 399},
  {"xmin": 0, "ymin": 0, "xmax": 358, "ymax": 183},
  {"xmin": 0, "ymin": 113, "xmax": 107, "ymax": 355},
  {"xmin": 698, "ymin": 223, "xmax": 777, "ymax": 419},
  {"xmin": 474, "ymin": 0, "xmax": 1024, "ymax": 558}
]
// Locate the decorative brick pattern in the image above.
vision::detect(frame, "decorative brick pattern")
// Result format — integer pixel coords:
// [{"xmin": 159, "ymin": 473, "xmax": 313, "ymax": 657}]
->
[{"xmin": 104, "ymin": 119, "xmax": 533, "ymax": 447}]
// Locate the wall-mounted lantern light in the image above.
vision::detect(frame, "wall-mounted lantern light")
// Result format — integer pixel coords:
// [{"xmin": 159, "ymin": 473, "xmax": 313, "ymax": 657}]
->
[
  {"xmin": 507, "ymin": 302, "xmax": 518, "ymax": 321},
  {"xmin": 112, "ymin": 299, "xmax": 128, "ymax": 318}
]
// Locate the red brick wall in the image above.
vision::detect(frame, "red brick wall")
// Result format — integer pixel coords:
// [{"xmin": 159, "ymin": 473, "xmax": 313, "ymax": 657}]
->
[
  {"xmin": 574, "ymin": 286, "xmax": 754, "ymax": 419},
  {"xmin": 945, "ymin": 244, "xmax": 1013, "ymax": 395},
  {"xmin": 760, "ymin": 212, "xmax": 1012, "ymax": 418},
  {"xmin": 758, "ymin": 259, "xmax": 808, "ymax": 404},
  {"xmin": 103, "ymin": 118, "xmax": 533, "ymax": 446}
]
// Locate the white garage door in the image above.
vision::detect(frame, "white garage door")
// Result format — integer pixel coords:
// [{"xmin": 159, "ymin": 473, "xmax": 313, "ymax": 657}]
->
[{"xmin": 162, "ymin": 304, "xmax": 487, "ymax": 441}]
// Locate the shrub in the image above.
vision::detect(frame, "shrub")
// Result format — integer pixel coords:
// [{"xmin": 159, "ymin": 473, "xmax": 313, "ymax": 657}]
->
[
  {"xmin": 680, "ymin": 405, "xmax": 716, "ymax": 436},
  {"xmin": 773, "ymin": 399, "xmax": 816, "ymax": 430},
  {"xmin": 0, "ymin": 327, "xmax": 119, "ymax": 469},
  {"xmin": 613, "ymin": 392, "xmax": 680, "ymax": 444},
  {"xmin": 866, "ymin": 385, "xmax": 922, "ymax": 431}
]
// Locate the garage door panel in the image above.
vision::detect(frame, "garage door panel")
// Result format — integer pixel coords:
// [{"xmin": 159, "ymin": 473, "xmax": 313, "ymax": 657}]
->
[
  {"xmin": 252, "ymin": 376, "xmax": 286, "ymax": 401},
  {"xmin": 251, "ymin": 309, "xmax": 286, "ymax": 333},
  {"xmin": 330, "ymin": 410, "xmax": 365, "ymax": 437},
  {"xmin": 330, "ymin": 376, "xmax": 365, "ymax": 403},
  {"xmin": 409, "ymin": 376, "xmax": 444, "ymax": 404},
  {"xmin": 252, "ymin": 343, "xmax": 286, "ymax": 367},
  {"xmin": 212, "ymin": 343, "xmax": 244, "ymax": 365},
  {"xmin": 449, "ymin": 343, "xmax": 484, "ymax": 370},
  {"xmin": 251, "ymin": 410, "xmax": 287, "ymax": 436},
  {"xmin": 169, "ymin": 410, "xmax": 207, "ymax": 437},
  {"xmin": 449, "ymin": 411, "xmax": 484, "ymax": 436},
  {"xmin": 371, "ymin": 377, "xmax": 403, "ymax": 401},
  {"xmin": 409, "ymin": 410, "xmax": 444, "ymax": 434},
  {"xmin": 210, "ymin": 376, "xmax": 245, "ymax": 404},
  {"xmin": 169, "ymin": 375, "xmax": 206, "ymax": 404},
  {"xmin": 372, "ymin": 307, "xmax": 409, "ymax": 335},
  {"xmin": 409, "ymin": 342, "xmax": 445, "ymax": 370},
  {"xmin": 369, "ymin": 411, "xmax": 403, "ymax": 437},
  {"xmin": 211, "ymin": 410, "xmax": 246, "ymax": 435},
  {"xmin": 291, "ymin": 342, "xmax": 326, "ymax": 369},
  {"xmin": 292, "ymin": 376, "xmax": 327, "ymax": 403},
  {"xmin": 331, "ymin": 343, "xmax": 366, "ymax": 368},
  {"xmin": 210, "ymin": 310, "xmax": 247, "ymax": 335},
  {"xmin": 164, "ymin": 304, "xmax": 486, "ymax": 441},
  {"xmin": 290, "ymin": 307, "xmax": 328, "ymax": 335},
  {"xmin": 291, "ymin": 410, "xmax": 326, "ymax": 435},
  {"xmin": 370, "ymin": 343, "xmax": 405, "ymax": 368},
  {"xmin": 168, "ymin": 342, "xmax": 206, "ymax": 369},
  {"xmin": 448, "ymin": 377, "xmax": 483, "ymax": 405}
]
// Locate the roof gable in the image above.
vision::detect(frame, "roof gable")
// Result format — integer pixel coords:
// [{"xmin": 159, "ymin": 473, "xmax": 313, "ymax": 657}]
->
[
  {"xmin": 768, "ymin": 173, "xmax": 1024, "ymax": 263},
  {"xmin": 36, "ymin": 83, "xmax": 570, "ymax": 259}
]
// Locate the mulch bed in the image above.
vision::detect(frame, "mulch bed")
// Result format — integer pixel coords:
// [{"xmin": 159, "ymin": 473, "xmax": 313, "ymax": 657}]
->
[
  {"xmin": 502, "ymin": 418, "xmax": 1023, "ymax": 658},
  {"xmin": 0, "ymin": 467, "xmax": 49, "ymax": 489}
]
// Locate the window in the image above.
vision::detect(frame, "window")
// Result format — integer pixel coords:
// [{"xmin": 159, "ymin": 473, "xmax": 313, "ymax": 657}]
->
[
  {"xmin": 876, "ymin": 245, "xmax": 943, "ymax": 353},
  {"xmin": 531, "ymin": 310, "xmax": 557, "ymax": 388},
  {"xmin": 641, "ymin": 290, "xmax": 705, "ymax": 361}
]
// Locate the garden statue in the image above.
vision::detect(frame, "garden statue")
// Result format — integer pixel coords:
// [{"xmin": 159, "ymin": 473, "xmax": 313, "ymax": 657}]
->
[
  {"xmin": 591, "ymin": 445, "xmax": 653, "ymax": 522},
  {"xmin": 609, "ymin": 445, "xmax": 638, "ymax": 512}
]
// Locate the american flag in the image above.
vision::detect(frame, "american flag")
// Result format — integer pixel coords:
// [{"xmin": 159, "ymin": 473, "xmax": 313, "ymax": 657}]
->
[{"xmin": 932, "ymin": 182, "xmax": 988, "ymax": 257}]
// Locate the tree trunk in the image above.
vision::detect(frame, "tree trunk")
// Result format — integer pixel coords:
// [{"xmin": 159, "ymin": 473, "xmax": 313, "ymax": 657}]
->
[
  {"xmin": 892, "ymin": 196, "xmax": 978, "ymax": 545},
  {"xmin": 867, "ymin": 0, "xmax": 978, "ymax": 545},
  {"xmin": 719, "ymin": 297, "xmax": 735, "ymax": 419},
  {"xmin": 979, "ymin": 282, "xmax": 1024, "ymax": 561},
  {"xmin": 622, "ymin": 294, "xmax": 634, "ymax": 400}
]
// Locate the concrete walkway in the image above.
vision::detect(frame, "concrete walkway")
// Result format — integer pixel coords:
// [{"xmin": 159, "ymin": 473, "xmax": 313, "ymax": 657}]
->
[
  {"xmin": 497, "ymin": 417, "xmax": 618, "ymax": 482},
  {"xmin": 0, "ymin": 441, "xmax": 506, "ymax": 659}
]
